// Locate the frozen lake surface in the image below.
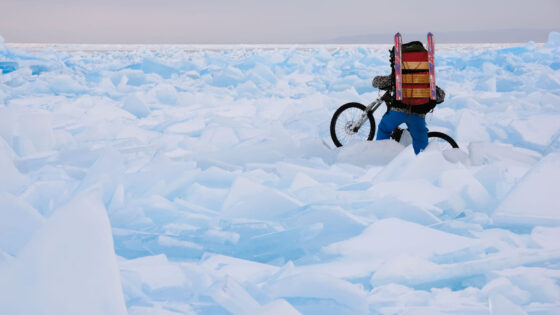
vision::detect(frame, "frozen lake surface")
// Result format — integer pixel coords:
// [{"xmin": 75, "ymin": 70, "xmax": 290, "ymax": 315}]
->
[{"xmin": 1, "ymin": 34, "xmax": 560, "ymax": 314}]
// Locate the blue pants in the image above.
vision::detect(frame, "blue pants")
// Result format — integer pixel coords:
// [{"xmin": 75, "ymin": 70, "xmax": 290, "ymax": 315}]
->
[{"xmin": 376, "ymin": 110, "xmax": 428, "ymax": 154}]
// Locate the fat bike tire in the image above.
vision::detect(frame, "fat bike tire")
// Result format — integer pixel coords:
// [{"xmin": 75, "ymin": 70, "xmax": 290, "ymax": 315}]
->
[
  {"xmin": 330, "ymin": 102, "xmax": 376, "ymax": 147},
  {"xmin": 427, "ymin": 131, "xmax": 459, "ymax": 149}
]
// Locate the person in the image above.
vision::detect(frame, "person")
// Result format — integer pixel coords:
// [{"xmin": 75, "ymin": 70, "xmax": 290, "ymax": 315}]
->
[{"xmin": 372, "ymin": 41, "xmax": 446, "ymax": 154}]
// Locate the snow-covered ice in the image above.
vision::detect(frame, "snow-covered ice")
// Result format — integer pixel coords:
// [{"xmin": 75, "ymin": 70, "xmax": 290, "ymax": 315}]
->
[{"xmin": 1, "ymin": 32, "xmax": 560, "ymax": 314}]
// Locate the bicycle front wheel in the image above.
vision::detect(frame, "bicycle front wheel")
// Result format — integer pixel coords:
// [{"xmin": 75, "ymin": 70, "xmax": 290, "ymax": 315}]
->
[
  {"xmin": 427, "ymin": 131, "xmax": 459, "ymax": 150},
  {"xmin": 330, "ymin": 102, "xmax": 376, "ymax": 147}
]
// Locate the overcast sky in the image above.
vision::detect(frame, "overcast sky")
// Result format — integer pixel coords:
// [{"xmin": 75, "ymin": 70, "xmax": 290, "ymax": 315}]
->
[{"xmin": 1, "ymin": 0, "xmax": 559, "ymax": 44}]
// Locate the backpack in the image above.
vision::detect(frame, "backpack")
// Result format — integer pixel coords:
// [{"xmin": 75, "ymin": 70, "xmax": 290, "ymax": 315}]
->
[{"xmin": 389, "ymin": 41, "xmax": 443, "ymax": 114}]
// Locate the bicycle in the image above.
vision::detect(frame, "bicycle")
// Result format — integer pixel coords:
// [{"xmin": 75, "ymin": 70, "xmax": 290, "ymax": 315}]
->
[{"xmin": 329, "ymin": 91, "xmax": 458, "ymax": 150}]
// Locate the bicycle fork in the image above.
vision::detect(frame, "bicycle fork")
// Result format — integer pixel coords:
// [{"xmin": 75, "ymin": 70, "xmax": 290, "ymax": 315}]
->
[{"xmin": 350, "ymin": 98, "xmax": 383, "ymax": 132}]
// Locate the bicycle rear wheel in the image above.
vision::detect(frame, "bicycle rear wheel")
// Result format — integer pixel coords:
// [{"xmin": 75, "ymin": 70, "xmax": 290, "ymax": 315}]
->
[
  {"xmin": 330, "ymin": 102, "xmax": 376, "ymax": 147},
  {"xmin": 427, "ymin": 131, "xmax": 459, "ymax": 150}
]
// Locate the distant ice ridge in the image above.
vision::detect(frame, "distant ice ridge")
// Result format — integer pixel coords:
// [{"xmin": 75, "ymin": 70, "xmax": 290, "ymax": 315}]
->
[{"xmin": 1, "ymin": 32, "xmax": 560, "ymax": 314}]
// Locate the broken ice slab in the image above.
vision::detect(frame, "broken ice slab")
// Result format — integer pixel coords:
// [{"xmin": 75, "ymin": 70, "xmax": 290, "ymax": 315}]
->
[
  {"xmin": 200, "ymin": 253, "xmax": 280, "ymax": 284},
  {"xmin": 221, "ymin": 176, "xmax": 304, "ymax": 220},
  {"xmin": 0, "ymin": 61, "xmax": 18, "ymax": 74},
  {"xmin": 370, "ymin": 248, "xmax": 560, "ymax": 288},
  {"xmin": 324, "ymin": 218, "xmax": 477, "ymax": 260},
  {"xmin": 0, "ymin": 192, "xmax": 45, "ymax": 255},
  {"xmin": 0, "ymin": 192, "xmax": 127, "ymax": 315},
  {"xmin": 493, "ymin": 152, "xmax": 560, "ymax": 226},
  {"xmin": 262, "ymin": 272, "xmax": 368, "ymax": 315}
]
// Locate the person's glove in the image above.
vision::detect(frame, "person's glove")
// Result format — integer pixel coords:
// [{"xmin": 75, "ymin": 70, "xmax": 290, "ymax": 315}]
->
[{"xmin": 372, "ymin": 75, "xmax": 392, "ymax": 90}]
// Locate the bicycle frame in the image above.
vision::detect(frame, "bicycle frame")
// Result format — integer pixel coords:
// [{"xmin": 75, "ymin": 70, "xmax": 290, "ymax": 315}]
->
[
  {"xmin": 330, "ymin": 91, "xmax": 459, "ymax": 149},
  {"xmin": 349, "ymin": 98, "xmax": 383, "ymax": 132}
]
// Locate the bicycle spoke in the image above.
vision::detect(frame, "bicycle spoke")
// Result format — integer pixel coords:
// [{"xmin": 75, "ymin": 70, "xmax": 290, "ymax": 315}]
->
[{"xmin": 330, "ymin": 103, "xmax": 375, "ymax": 147}]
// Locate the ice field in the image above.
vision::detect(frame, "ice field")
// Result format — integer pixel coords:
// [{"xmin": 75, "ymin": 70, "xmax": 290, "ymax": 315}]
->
[{"xmin": 1, "ymin": 33, "xmax": 560, "ymax": 314}]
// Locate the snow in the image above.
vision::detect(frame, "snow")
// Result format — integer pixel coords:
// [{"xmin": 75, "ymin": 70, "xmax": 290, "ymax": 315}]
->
[{"xmin": 1, "ymin": 32, "xmax": 560, "ymax": 314}]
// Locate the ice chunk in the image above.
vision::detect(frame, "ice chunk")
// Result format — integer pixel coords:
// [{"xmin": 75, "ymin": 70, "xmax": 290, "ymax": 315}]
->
[
  {"xmin": 0, "ymin": 191, "xmax": 127, "ymax": 315},
  {"xmin": 54, "ymin": 129, "xmax": 75, "ymax": 149},
  {"xmin": 489, "ymin": 294, "xmax": 527, "ymax": 315},
  {"xmin": 119, "ymin": 254, "xmax": 187, "ymax": 291},
  {"xmin": 154, "ymin": 84, "xmax": 179, "ymax": 105},
  {"xmin": 200, "ymin": 253, "xmax": 280, "ymax": 283},
  {"xmin": 323, "ymin": 218, "xmax": 477, "ymax": 259},
  {"xmin": 249, "ymin": 63, "xmax": 277, "ymax": 86},
  {"xmin": 158, "ymin": 235, "xmax": 203, "ymax": 251},
  {"xmin": 493, "ymin": 152, "xmax": 560, "ymax": 226},
  {"xmin": 531, "ymin": 226, "xmax": 560, "ymax": 249},
  {"xmin": 120, "ymin": 259, "xmax": 211, "ymax": 311},
  {"xmin": 372, "ymin": 147, "xmax": 459, "ymax": 184},
  {"xmin": 126, "ymin": 58, "xmax": 179, "ymax": 79},
  {"xmin": 482, "ymin": 277, "xmax": 531, "ymax": 305},
  {"xmin": 371, "ymin": 247, "xmax": 560, "ymax": 287},
  {"xmin": 30, "ymin": 64, "xmax": 49, "ymax": 75},
  {"xmin": 0, "ymin": 107, "xmax": 15, "ymax": 145},
  {"xmin": 475, "ymin": 76, "xmax": 496, "ymax": 92},
  {"xmin": 289, "ymin": 172, "xmax": 320, "ymax": 191},
  {"xmin": 122, "ymin": 95, "xmax": 150, "ymax": 118},
  {"xmin": 47, "ymin": 74, "xmax": 86, "ymax": 94},
  {"xmin": 468, "ymin": 142, "xmax": 541, "ymax": 166},
  {"xmin": 208, "ymin": 276, "xmax": 261, "ymax": 315},
  {"xmin": 211, "ymin": 66, "xmax": 245, "ymax": 87},
  {"xmin": 221, "ymin": 176, "xmax": 303, "ymax": 220},
  {"xmin": 77, "ymin": 149, "xmax": 125, "ymax": 205},
  {"xmin": 276, "ymin": 161, "xmax": 354, "ymax": 186},
  {"xmin": 184, "ymin": 182, "xmax": 229, "ymax": 211},
  {"xmin": 167, "ymin": 119, "xmax": 205, "ymax": 135},
  {"xmin": 0, "ymin": 192, "xmax": 44, "ymax": 255},
  {"xmin": 0, "ymin": 138, "xmax": 27, "ymax": 193},
  {"xmin": 234, "ymin": 223, "xmax": 322, "ymax": 263},
  {"xmin": 110, "ymin": 69, "xmax": 148, "ymax": 88},
  {"xmin": 21, "ymin": 179, "xmax": 74, "ymax": 217},
  {"xmin": 13, "ymin": 112, "xmax": 55, "ymax": 156},
  {"xmin": 370, "ymin": 255, "xmax": 442, "ymax": 287},
  {"xmin": 200, "ymin": 126, "xmax": 240, "ymax": 149},
  {"xmin": 457, "ymin": 110, "xmax": 491, "ymax": 143},
  {"xmin": 366, "ymin": 195, "xmax": 442, "ymax": 225},
  {"xmin": 263, "ymin": 272, "xmax": 368, "ymax": 315},
  {"xmin": 509, "ymin": 115, "xmax": 560, "ymax": 148},
  {"xmin": 195, "ymin": 166, "xmax": 237, "ymax": 188},
  {"xmin": 368, "ymin": 284, "xmax": 433, "ymax": 313},
  {"xmin": 536, "ymin": 73, "xmax": 560, "ymax": 90},
  {"xmin": 0, "ymin": 61, "xmax": 18, "ymax": 74},
  {"xmin": 288, "ymin": 205, "xmax": 367, "ymax": 248},
  {"xmin": 495, "ymin": 267, "xmax": 560, "ymax": 304},
  {"xmin": 366, "ymin": 179, "xmax": 464, "ymax": 223},
  {"xmin": 336, "ymin": 140, "xmax": 404, "ymax": 166},
  {"xmin": 204, "ymin": 228, "xmax": 240, "ymax": 244},
  {"xmin": 438, "ymin": 169, "xmax": 492, "ymax": 212}
]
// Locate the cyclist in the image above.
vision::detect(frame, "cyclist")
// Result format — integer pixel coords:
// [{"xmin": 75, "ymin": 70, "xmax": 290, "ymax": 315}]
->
[{"xmin": 372, "ymin": 41, "xmax": 446, "ymax": 154}]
